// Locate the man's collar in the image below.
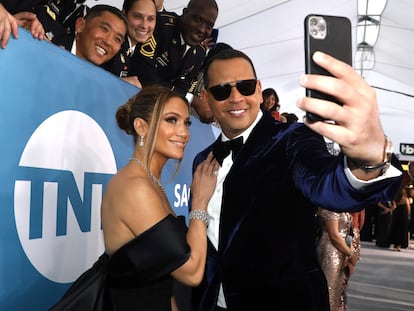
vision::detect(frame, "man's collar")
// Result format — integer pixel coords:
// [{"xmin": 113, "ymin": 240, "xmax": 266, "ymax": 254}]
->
[
  {"xmin": 221, "ymin": 109, "xmax": 263, "ymax": 143},
  {"xmin": 71, "ymin": 39, "xmax": 76, "ymax": 56}
]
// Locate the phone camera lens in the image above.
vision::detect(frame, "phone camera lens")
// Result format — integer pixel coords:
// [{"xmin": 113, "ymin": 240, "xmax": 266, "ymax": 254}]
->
[{"xmin": 318, "ymin": 24, "xmax": 326, "ymax": 32}]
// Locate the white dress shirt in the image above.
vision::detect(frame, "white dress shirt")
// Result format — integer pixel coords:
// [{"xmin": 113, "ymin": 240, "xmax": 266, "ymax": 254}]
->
[{"xmin": 208, "ymin": 111, "xmax": 262, "ymax": 308}]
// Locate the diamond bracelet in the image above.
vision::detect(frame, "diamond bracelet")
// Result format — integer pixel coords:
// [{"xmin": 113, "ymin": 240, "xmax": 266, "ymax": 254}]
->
[{"xmin": 189, "ymin": 210, "xmax": 210, "ymax": 227}]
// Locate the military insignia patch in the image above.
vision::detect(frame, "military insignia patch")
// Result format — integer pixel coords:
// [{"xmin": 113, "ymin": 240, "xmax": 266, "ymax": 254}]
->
[
  {"xmin": 140, "ymin": 36, "xmax": 157, "ymax": 59},
  {"xmin": 156, "ymin": 51, "xmax": 169, "ymax": 67},
  {"xmin": 182, "ymin": 65, "xmax": 195, "ymax": 76},
  {"xmin": 166, "ymin": 17, "xmax": 175, "ymax": 26},
  {"xmin": 45, "ymin": 5, "xmax": 57, "ymax": 20},
  {"xmin": 156, "ymin": 57, "xmax": 168, "ymax": 67},
  {"xmin": 45, "ymin": 32, "xmax": 54, "ymax": 41}
]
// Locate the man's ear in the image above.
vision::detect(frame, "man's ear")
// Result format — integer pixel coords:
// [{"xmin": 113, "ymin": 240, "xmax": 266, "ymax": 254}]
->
[
  {"xmin": 201, "ymin": 88, "xmax": 210, "ymax": 107},
  {"xmin": 256, "ymin": 80, "xmax": 263, "ymax": 102},
  {"xmin": 75, "ymin": 17, "xmax": 85, "ymax": 34}
]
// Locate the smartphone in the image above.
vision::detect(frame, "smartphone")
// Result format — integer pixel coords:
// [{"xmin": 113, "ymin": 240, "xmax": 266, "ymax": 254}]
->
[{"xmin": 304, "ymin": 14, "xmax": 352, "ymax": 121}]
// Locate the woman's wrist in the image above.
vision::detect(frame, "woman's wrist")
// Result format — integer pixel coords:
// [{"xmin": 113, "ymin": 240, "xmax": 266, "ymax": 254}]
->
[
  {"xmin": 189, "ymin": 210, "xmax": 210, "ymax": 227},
  {"xmin": 347, "ymin": 246, "xmax": 355, "ymax": 258}
]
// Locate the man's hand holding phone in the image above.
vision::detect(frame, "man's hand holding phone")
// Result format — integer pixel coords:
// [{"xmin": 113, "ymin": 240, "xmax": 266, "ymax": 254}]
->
[{"xmin": 297, "ymin": 50, "xmax": 390, "ymax": 181}]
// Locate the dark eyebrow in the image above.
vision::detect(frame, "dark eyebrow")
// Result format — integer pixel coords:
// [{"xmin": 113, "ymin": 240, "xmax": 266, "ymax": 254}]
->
[{"xmin": 100, "ymin": 20, "xmax": 126, "ymax": 41}]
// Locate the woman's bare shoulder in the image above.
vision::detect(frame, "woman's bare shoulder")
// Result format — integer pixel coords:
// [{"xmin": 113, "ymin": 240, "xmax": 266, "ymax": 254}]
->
[
  {"xmin": 103, "ymin": 170, "xmax": 167, "ymax": 230},
  {"xmin": 101, "ymin": 172, "xmax": 169, "ymax": 253}
]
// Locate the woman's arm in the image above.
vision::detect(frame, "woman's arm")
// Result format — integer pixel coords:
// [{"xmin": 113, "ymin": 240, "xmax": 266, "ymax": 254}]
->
[
  {"xmin": 359, "ymin": 209, "xmax": 365, "ymax": 230},
  {"xmin": 325, "ymin": 217, "xmax": 357, "ymax": 267},
  {"xmin": 171, "ymin": 153, "xmax": 219, "ymax": 286}
]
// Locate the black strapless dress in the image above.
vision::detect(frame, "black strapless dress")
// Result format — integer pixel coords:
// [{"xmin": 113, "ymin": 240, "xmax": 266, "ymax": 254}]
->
[
  {"xmin": 107, "ymin": 214, "xmax": 190, "ymax": 310},
  {"xmin": 49, "ymin": 215, "xmax": 189, "ymax": 311}
]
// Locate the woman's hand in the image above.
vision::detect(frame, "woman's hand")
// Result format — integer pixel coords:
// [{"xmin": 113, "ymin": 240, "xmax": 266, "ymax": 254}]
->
[
  {"xmin": 121, "ymin": 76, "xmax": 142, "ymax": 89},
  {"xmin": 190, "ymin": 152, "xmax": 219, "ymax": 209}
]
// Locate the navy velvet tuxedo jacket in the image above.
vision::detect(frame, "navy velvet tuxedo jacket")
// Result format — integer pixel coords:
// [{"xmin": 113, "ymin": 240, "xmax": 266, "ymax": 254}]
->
[{"xmin": 190, "ymin": 111, "xmax": 402, "ymax": 311}]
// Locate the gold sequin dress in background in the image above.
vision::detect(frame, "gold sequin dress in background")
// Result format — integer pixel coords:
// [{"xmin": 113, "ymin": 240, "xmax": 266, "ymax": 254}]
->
[
  {"xmin": 316, "ymin": 208, "xmax": 353, "ymax": 311},
  {"xmin": 352, "ymin": 226, "xmax": 361, "ymax": 261}
]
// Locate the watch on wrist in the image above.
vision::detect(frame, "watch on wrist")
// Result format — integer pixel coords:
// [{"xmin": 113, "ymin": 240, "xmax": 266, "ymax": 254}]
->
[{"xmin": 359, "ymin": 135, "xmax": 392, "ymax": 174}]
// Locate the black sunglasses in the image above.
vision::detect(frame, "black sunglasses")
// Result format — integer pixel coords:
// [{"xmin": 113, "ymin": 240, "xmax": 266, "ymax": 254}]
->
[{"xmin": 208, "ymin": 79, "xmax": 257, "ymax": 101}]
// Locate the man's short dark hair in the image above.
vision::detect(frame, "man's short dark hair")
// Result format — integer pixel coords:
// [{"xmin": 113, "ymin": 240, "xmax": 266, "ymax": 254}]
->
[
  {"xmin": 187, "ymin": 0, "xmax": 218, "ymax": 12},
  {"xmin": 85, "ymin": 4, "xmax": 128, "ymax": 29}
]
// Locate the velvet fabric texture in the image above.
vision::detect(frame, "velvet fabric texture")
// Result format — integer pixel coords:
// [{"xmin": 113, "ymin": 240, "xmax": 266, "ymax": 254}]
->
[{"xmin": 190, "ymin": 112, "xmax": 403, "ymax": 311}]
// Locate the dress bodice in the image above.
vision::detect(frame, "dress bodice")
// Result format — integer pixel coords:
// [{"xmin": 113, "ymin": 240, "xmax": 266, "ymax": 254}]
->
[
  {"xmin": 319, "ymin": 209, "xmax": 352, "ymax": 240},
  {"xmin": 107, "ymin": 215, "xmax": 190, "ymax": 310}
]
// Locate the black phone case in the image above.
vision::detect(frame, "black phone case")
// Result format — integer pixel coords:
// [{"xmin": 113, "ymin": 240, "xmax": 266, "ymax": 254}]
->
[{"xmin": 304, "ymin": 14, "xmax": 352, "ymax": 121}]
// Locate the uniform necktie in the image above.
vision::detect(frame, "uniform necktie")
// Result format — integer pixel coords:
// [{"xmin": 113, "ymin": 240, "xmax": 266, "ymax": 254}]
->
[{"xmin": 212, "ymin": 136, "xmax": 243, "ymax": 165}]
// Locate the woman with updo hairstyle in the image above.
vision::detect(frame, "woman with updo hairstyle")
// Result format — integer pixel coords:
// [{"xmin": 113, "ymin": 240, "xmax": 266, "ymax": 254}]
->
[
  {"xmin": 102, "ymin": 85, "xmax": 219, "ymax": 310},
  {"xmin": 116, "ymin": 84, "xmax": 185, "ymax": 165}
]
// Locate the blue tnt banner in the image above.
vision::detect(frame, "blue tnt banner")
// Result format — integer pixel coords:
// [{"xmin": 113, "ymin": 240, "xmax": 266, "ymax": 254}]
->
[{"xmin": 0, "ymin": 29, "xmax": 216, "ymax": 310}]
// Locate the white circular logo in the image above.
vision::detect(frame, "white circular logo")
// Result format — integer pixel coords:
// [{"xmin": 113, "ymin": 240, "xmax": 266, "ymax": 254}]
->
[{"xmin": 14, "ymin": 111, "xmax": 116, "ymax": 283}]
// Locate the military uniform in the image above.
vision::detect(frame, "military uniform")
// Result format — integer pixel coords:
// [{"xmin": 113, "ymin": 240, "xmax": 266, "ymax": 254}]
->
[
  {"xmin": 129, "ymin": 11, "xmax": 207, "ymax": 96},
  {"xmin": 102, "ymin": 38, "xmax": 135, "ymax": 78},
  {"xmin": 1, "ymin": 0, "xmax": 40, "ymax": 14},
  {"xmin": 2, "ymin": 0, "xmax": 87, "ymax": 50},
  {"xmin": 35, "ymin": 1, "xmax": 88, "ymax": 50}
]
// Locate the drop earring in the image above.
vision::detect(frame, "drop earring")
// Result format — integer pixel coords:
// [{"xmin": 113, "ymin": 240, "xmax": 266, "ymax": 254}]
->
[{"xmin": 138, "ymin": 135, "xmax": 145, "ymax": 147}]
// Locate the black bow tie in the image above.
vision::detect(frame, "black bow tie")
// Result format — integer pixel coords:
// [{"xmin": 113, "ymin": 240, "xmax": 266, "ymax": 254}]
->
[{"xmin": 213, "ymin": 136, "xmax": 243, "ymax": 165}]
